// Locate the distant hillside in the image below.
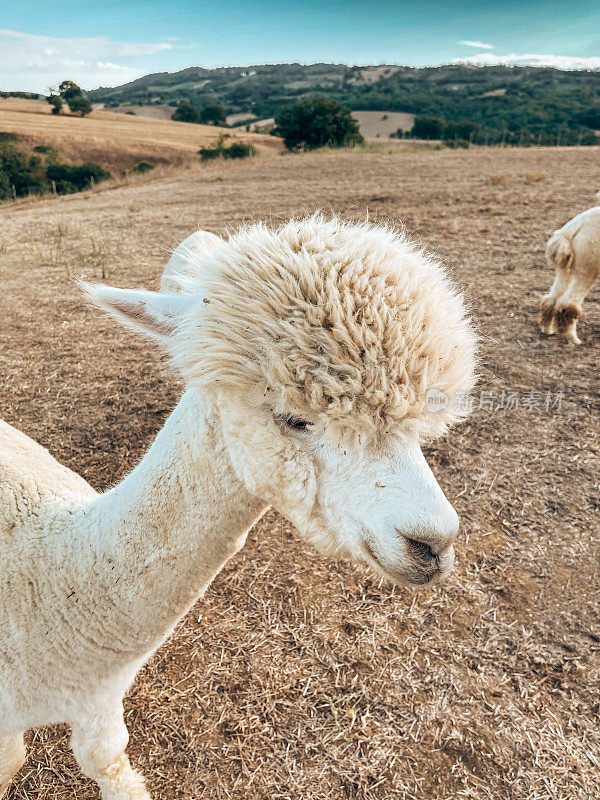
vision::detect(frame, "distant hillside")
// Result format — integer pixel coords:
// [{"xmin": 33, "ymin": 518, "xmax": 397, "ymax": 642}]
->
[{"xmin": 89, "ymin": 63, "xmax": 600, "ymax": 143}]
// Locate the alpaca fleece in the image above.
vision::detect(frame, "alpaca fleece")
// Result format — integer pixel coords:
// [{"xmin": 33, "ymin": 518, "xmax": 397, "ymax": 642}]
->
[{"xmin": 172, "ymin": 216, "xmax": 477, "ymax": 444}]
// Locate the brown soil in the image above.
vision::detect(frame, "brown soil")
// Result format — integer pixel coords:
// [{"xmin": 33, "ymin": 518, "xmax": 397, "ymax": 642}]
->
[{"xmin": 1, "ymin": 146, "xmax": 599, "ymax": 800}]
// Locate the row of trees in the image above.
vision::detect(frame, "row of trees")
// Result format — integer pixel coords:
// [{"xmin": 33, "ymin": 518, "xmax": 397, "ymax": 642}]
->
[
  {"xmin": 171, "ymin": 96, "xmax": 599, "ymax": 152},
  {"xmin": 171, "ymin": 101, "xmax": 226, "ymax": 125},
  {"xmin": 408, "ymin": 115, "xmax": 599, "ymax": 146},
  {"xmin": 47, "ymin": 81, "xmax": 92, "ymax": 117}
]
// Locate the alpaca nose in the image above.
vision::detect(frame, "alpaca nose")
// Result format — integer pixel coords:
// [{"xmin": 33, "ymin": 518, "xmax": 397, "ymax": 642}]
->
[{"xmin": 396, "ymin": 503, "xmax": 459, "ymax": 556}]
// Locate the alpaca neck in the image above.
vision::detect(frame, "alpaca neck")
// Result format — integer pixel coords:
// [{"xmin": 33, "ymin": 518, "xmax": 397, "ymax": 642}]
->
[{"xmin": 86, "ymin": 388, "xmax": 267, "ymax": 656}]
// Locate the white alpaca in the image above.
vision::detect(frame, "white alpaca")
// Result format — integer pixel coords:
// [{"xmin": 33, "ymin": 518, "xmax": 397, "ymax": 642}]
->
[
  {"xmin": 160, "ymin": 230, "xmax": 222, "ymax": 293},
  {"xmin": 0, "ymin": 216, "xmax": 476, "ymax": 799},
  {"xmin": 539, "ymin": 206, "xmax": 600, "ymax": 344}
]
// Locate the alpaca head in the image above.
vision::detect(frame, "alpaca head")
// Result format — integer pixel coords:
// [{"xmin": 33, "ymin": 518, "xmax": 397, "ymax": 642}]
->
[{"xmin": 87, "ymin": 216, "xmax": 476, "ymax": 586}]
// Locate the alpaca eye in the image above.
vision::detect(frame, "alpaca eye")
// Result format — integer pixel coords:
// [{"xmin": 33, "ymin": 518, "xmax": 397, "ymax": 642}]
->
[{"xmin": 281, "ymin": 415, "xmax": 308, "ymax": 431}]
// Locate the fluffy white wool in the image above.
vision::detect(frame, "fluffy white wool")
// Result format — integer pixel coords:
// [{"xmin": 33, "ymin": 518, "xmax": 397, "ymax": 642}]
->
[{"xmin": 171, "ymin": 215, "xmax": 477, "ymax": 444}]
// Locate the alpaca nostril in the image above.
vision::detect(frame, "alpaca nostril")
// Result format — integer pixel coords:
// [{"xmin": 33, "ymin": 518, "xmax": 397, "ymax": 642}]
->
[{"xmin": 404, "ymin": 537, "xmax": 438, "ymax": 564}]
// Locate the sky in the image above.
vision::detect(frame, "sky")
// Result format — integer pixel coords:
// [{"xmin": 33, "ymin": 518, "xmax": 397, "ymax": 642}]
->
[{"xmin": 0, "ymin": 0, "xmax": 598, "ymax": 93}]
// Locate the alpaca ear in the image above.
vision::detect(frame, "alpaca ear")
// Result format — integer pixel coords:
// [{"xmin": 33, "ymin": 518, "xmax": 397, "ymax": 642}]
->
[{"xmin": 81, "ymin": 282, "xmax": 192, "ymax": 343}]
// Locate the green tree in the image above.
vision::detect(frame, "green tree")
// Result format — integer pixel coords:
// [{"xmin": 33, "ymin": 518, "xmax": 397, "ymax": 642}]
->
[
  {"xmin": 199, "ymin": 103, "xmax": 227, "ymax": 126},
  {"xmin": 58, "ymin": 80, "xmax": 83, "ymax": 102},
  {"xmin": 68, "ymin": 93, "xmax": 92, "ymax": 117},
  {"xmin": 411, "ymin": 116, "xmax": 444, "ymax": 139},
  {"xmin": 46, "ymin": 92, "xmax": 63, "ymax": 115},
  {"xmin": 444, "ymin": 120, "xmax": 481, "ymax": 140},
  {"xmin": 171, "ymin": 102, "xmax": 201, "ymax": 123},
  {"xmin": 51, "ymin": 80, "xmax": 93, "ymax": 116},
  {"xmin": 274, "ymin": 98, "xmax": 363, "ymax": 150}
]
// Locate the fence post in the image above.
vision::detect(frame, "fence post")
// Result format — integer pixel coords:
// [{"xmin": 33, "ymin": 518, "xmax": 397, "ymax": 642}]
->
[
  {"xmin": 537, "ymin": 131, "xmax": 543, "ymax": 147},
  {"xmin": 501, "ymin": 130, "xmax": 507, "ymax": 148},
  {"xmin": 484, "ymin": 132, "xmax": 489, "ymax": 147},
  {"xmin": 11, "ymin": 185, "xmax": 16, "ymax": 201},
  {"xmin": 90, "ymin": 175, "xmax": 95, "ymax": 190},
  {"xmin": 52, "ymin": 180, "xmax": 57, "ymax": 196},
  {"xmin": 577, "ymin": 130, "xmax": 583, "ymax": 148},
  {"xmin": 556, "ymin": 129, "xmax": 562, "ymax": 147}
]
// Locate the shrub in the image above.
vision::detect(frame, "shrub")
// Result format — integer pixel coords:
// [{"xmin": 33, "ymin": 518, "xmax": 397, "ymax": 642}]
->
[
  {"xmin": 274, "ymin": 98, "xmax": 364, "ymax": 150},
  {"xmin": 0, "ymin": 170, "xmax": 10, "ymax": 200},
  {"xmin": 0, "ymin": 132, "xmax": 18, "ymax": 143},
  {"xmin": 46, "ymin": 161, "xmax": 110, "ymax": 191},
  {"xmin": 444, "ymin": 138, "xmax": 470, "ymax": 149},
  {"xmin": 222, "ymin": 141, "xmax": 256, "ymax": 159},
  {"xmin": 0, "ymin": 145, "xmax": 44, "ymax": 198},
  {"xmin": 199, "ymin": 135, "xmax": 257, "ymax": 161},
  {"xmin": 0, "ymin": 139, "xmax": 111, "ymax": 200},
  {"xmin": 132, "ymin": 161, "xmax": 155, "ymax": 173},
  {"xmin": 198, "ymin": 145, "xmax": 221, "ymax": 160},
  {"xmin": 199, "ymin": 103, "xmax": 227, "ymax": 126},
  {"xmin": 172, "ymin": 102, "xmax": 201, "ymax": 123}
]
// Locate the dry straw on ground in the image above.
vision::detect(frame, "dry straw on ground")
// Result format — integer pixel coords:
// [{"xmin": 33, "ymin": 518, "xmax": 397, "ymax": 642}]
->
[{"xmin": 1, "ymin": 145, "xmax": 599, "ymax": 800}]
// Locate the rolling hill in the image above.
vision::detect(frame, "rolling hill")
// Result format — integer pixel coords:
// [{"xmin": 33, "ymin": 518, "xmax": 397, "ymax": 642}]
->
[
  {"xmin": 0, "ymin": 98, "xmax": 281, "ymax": 173},
  {"xmin": 89, "ymin": 63, "xmax": 600, "ymax": 143}
]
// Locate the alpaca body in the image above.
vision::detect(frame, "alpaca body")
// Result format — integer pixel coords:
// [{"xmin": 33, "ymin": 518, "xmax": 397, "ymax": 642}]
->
[
  {"xmin": 1, "ymin": 391, "xmax": 266, "ymax": 797},
  {"xmin": 1, "ymin": 216, "xmax": 476, "ymax": 798},
  {"xmin": 540, "ymin": 206, "xmax": 600, "ymax": 343}
]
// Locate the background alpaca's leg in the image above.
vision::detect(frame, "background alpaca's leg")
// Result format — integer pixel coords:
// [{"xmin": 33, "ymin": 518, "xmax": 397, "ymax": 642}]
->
[
  {"xmin": 554, "ymin": 273, "xmax": 596, "ymax": 344},
  {"xmin": 0, "ymin": 732, "xmax": 26, "ymax": 797},
  {"xmin": 70, "ymin": 704, "xmax": 150, "ymax": 800},
  {"xmin": 540, "ymin": 269, "xmax": 571, "ymax": 334}
]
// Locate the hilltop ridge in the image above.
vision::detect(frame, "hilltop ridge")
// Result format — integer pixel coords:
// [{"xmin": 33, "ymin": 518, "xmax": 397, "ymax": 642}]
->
[{"xmin": 89, "ymin": 62, "xmax": 600, "ymax": 141}]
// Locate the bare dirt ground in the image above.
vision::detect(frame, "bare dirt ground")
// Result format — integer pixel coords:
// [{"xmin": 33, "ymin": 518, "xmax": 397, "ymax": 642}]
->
[
  {"xmin": 1, "ymin": 146, "xmax": 599, "ymax": 800},
  {"xmin": 0, "ymin": 99, "xmax": 280, "ymax": 171}
]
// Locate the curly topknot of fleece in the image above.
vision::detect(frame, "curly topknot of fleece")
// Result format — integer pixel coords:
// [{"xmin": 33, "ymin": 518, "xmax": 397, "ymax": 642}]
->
[{"xmin": 173, "ymin": 215, "xmax": 477, "ymax": 444}]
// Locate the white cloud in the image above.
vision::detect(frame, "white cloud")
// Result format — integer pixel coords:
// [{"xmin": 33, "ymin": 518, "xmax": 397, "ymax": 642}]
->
[
  {"xmin": 453, "ymin": 52, "xmax": 600, "ymax": 70},
  {"xmin": 0, "ymin": 29, "xmax": 173, "ymax": 93},
  {"xmin": 460, "ymin": 40, "xmax": 494, "ymax": 49}
]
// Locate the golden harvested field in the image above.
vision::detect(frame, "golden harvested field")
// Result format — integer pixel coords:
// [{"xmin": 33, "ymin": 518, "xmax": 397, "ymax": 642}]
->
[
  {"xmin": 351, "ymin": 111, "xmax": 416, "ymax": 138},
  {"xmin": 1, "ymin": 146, "xmax": 599, "ymax": 800},
  {"xmin": 0, "ymin": 98, "xmax": 281, "ymax": 171}
]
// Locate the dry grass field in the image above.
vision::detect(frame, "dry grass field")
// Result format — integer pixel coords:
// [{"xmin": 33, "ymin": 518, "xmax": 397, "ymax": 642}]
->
[
  {"xmin": 351, "ymin": 111, "xmax": 416, "ymax": 139},
  {"xmin": 0, "ymin": 98, "xmax": 281, "ymax": 171},
  {"xmin": 110, "ymin": 104, "xmax": 176, "ymax": 121},
  {"xmin": 1, "ymin": 146, "xmax": 599, "ymax": 800}
]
